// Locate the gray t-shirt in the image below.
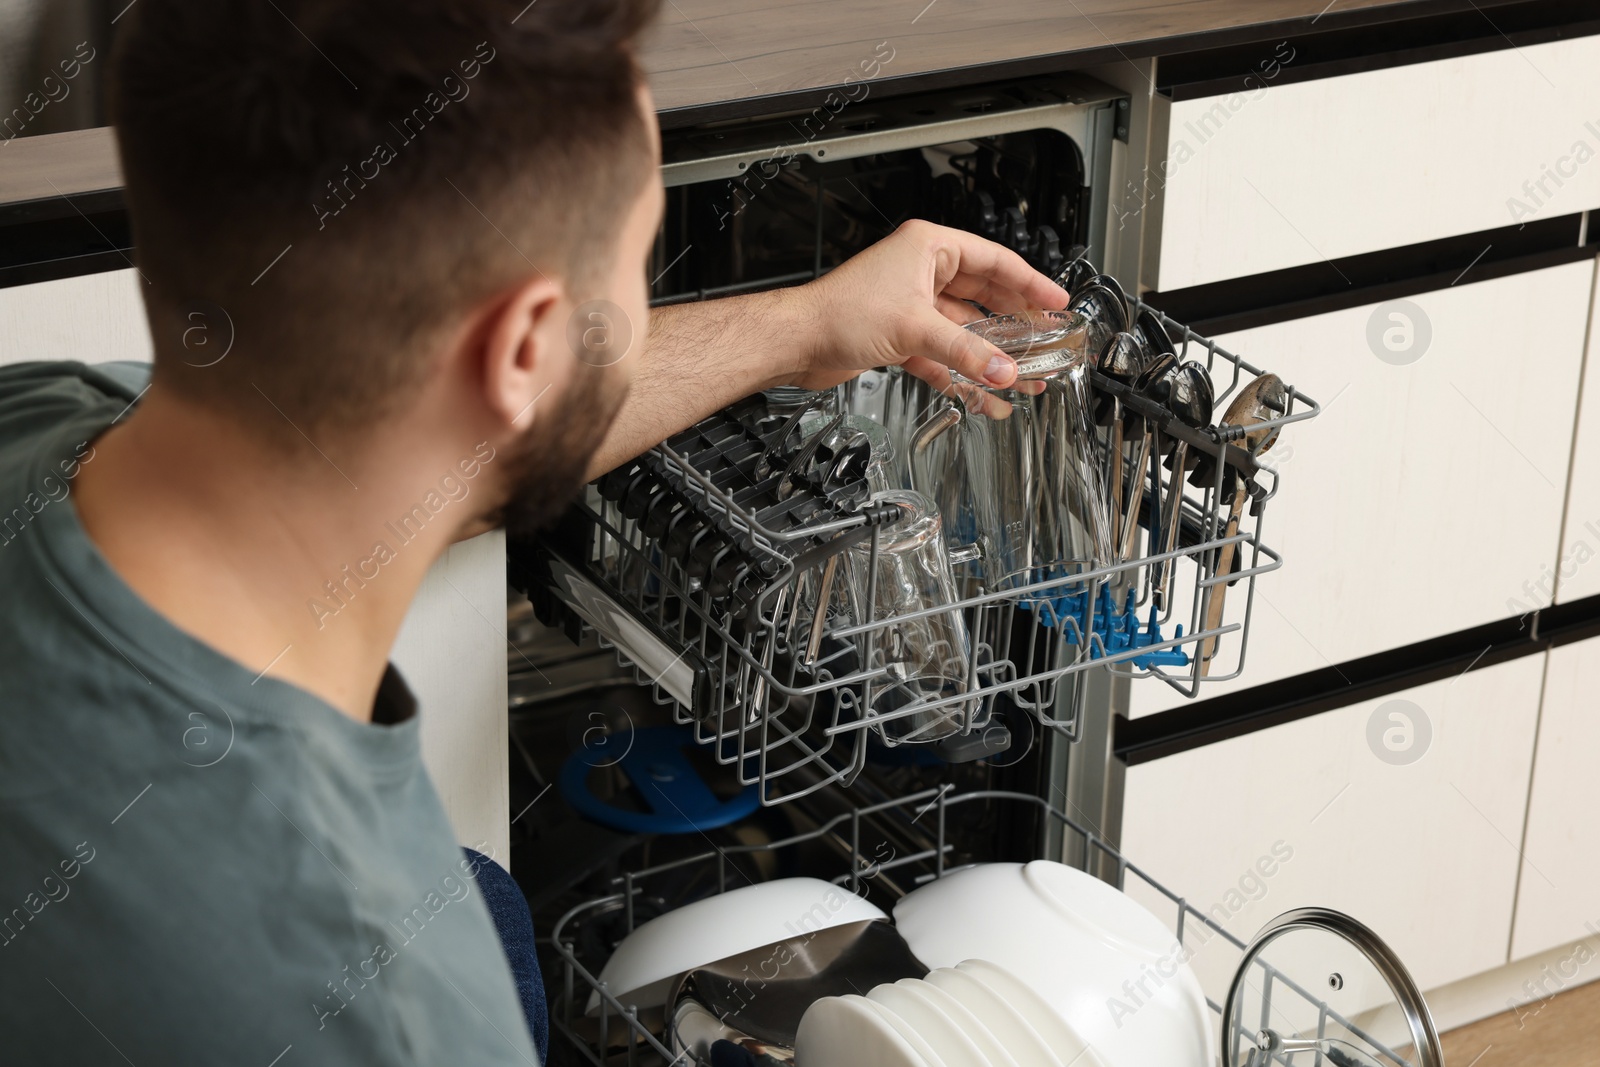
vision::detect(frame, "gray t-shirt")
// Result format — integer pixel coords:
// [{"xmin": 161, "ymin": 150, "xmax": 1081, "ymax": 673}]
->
[{"xmin": 0, "ymin": 362, "xmax": 537, "ymax": 1065}]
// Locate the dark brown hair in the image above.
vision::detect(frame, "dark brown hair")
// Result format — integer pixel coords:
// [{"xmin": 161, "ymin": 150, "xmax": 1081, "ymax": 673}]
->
[{"xmin": 108, "ymin": 0, "xmax": 659, "ymax": 432}]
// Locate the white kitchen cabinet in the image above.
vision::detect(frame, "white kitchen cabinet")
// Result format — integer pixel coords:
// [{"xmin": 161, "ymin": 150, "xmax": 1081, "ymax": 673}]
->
[
  {"xmin": 392, "ymin": 531, "xmax": 512, "ymax": 862},
  {"xmin": 0, "ymin": 267, "xmax": 509, "ymax": 854},
  {"xmin": 1157, "ymin": 35, "xmax": 1600, "ymax": 290},
  {"xmin": 1551, "ymin": 269, "xmax": 1600, "ymax": 603},
  {"xmin": 1510, "ymin": 638, "xmax": 1600, "ymax": 961},
  {"xmin": 1121, "ymin": 654, "xmax": 1545, "ymax": 1002},
  {"xmin": 1132, "ymin": 260, "xmax": 1591, "ymax": 717},
  {"xmin": 0, "ymin": 266, "xmax": 153, "ymax": 367}
]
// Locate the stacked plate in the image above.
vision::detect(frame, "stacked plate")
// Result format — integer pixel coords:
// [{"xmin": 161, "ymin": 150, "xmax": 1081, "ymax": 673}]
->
[{"xmin": 796, "ymin": 961, "xmax": 1106, "ymax": 1067}]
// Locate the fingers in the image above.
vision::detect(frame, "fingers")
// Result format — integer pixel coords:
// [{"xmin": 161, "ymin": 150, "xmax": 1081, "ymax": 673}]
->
[
  {"xmin": 935, "ymin": 293, "xmax": 986, "ymax": 326},
  {"xmin": 903, "ymin": 220, "xmax": 1071, "ymax": 311},
  {"xmin": 903, "ymin": 357, "xmax": 1016, "ymax": 419},
  {"xmin": 911, "ymin": 304, "xmax": 1017, "ymax": 388},
  {"xmin": 942, "ymin": 273, "xmax": 1047, "ymax": 315}
]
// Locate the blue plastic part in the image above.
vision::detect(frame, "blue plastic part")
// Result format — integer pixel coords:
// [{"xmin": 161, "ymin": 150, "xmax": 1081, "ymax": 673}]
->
[
  {"xmin": 559, "ymin": 725, "xmax": 761, "ymax": 835},
  {"xmin": 1019, "ymin": 579, "xmax": 1190, "ymax": 669}
]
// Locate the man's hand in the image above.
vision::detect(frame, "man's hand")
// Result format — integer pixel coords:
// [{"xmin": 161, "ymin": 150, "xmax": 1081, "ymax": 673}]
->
[
  {"xmin": 584, "ymin": 220, "xmax": 1073, "ymax": 479},
  {"xmin": 790, "ymin": 220, "xmax": 1072, "ymax": 396}
]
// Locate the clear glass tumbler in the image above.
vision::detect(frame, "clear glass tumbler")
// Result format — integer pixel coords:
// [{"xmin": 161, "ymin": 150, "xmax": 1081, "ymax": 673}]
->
[
  {"xmin": 912, "ymin": 311, "xmax": 1114, "ymax": 596},
  {"xmin": 844, "ymin": 489, "xmax": 974, "ymax": 743}
]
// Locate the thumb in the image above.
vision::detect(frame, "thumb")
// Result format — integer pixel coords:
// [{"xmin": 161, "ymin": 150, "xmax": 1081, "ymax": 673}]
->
[{"xmin": 911, "ymin": 306, "xmax": 1017, "ymax": 388}]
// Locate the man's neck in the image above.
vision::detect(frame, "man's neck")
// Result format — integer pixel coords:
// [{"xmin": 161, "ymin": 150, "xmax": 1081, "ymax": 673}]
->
[{"xmin": 72, "ymin": 383, "xmax": 484, "ymax": 721}]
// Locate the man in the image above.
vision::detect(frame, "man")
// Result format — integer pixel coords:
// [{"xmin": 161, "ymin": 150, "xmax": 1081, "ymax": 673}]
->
[{"xmin": 0, "ymin": 1, "xmax": 1070, "ymax": 1062}]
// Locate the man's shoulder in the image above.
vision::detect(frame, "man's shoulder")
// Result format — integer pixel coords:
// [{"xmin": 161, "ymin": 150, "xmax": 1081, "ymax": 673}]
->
[
  {"xmin": 0, "ymin": 359, "xmax": 150, "ymax": 404},
  {"xmin": 0, "ymin": 359, "xmax": 147, "ymax": 459},
  {"xmin": 0, "ymin": 361, "xmax": 147, "ymax": 554}
]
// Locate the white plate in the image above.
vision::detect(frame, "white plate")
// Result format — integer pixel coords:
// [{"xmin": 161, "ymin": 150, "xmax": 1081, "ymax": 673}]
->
[
  {"xmin": 590, "ymin": 878, "xmax": 886, "ymax": 1012},
  {"xmin": 865, "ymin": 994, "xmax": 952, "ymax": 1067},
  {"xmin": 870, "ymin": 980, "xmax": 992, "ymax": 1067},
  {"xmin": 796, "ymin": 993, "xmax": 928, "ymax": 1067},
  {"xmin": 924, "ymin": 965, "xmax": 1064, "ymax": 1067},
  {"xmin": 959, "ymin": 960, "xmax": 1105, "ymax": 1067},
  {"xmin": 900, "ymin": 976, "xmax": 1022, "ymax": 1067}
]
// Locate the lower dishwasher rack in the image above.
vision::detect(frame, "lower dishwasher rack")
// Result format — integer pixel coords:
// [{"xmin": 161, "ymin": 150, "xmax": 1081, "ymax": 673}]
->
[{"xmin": 547, "ymin": 788, "xmax": 1407, "ymax": 1067}]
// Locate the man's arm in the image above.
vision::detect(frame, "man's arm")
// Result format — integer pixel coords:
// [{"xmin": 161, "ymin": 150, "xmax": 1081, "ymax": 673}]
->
[
  {"xmin": 584, "ymin": 220, "xmax": 1072, "ymax": 479},
  {"xmin": 584, "ymin": 286, "xmax": 810, "ymax": 479}
]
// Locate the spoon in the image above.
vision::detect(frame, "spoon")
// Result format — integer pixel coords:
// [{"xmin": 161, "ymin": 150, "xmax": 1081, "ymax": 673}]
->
[
  {"xmin": 1133, "ymin": 307, "xmax": 1178, "ymax": 362},
  {"xmin": 1118, "ymin": 350, "xmax": 1177, "ymax": 562},
  {"xmin": 1088, "ymin": 273, "xmax": 1132, "ymax": 329},
  {"xmin": 1095, "ymin": 332, "xmax": 1149, "ymax": 557},
  {"xmin": 1068, "ymin": 278, "xmax": 1131, "ymax": 357},
  {"xmin": 820, "ymin": 428, "xmax": 874, "ymax": 508},
  {"xmin": 1052, "ymin": 255, "xmax": 1097, "ymax": 298},
  {"xmin": 1153, "ymin": 362, "xmax": 1215, "ymax": 607},
  {"xmin": 1198, "ymin": 372, "xmax": 1288, "ymax": 675},
  {"xmin": 777, "ymin": 412, "xmax": 844, "ymax": 498}
]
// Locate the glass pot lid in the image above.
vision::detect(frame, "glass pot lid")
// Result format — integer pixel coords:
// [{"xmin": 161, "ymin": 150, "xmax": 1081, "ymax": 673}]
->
[{"xmin": 1223, "ymin": 909, "xmax": 1444, "ymax": 1067}]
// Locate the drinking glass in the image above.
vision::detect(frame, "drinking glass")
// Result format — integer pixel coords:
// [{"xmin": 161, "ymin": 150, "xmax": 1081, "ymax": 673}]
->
[
  {"xmin": 844, "ymin": 489, "xmax": 974, "ymax": 743},
  {"xmin": 912, "ymin": 311, "xmax": 1114, "ymax": 597}
]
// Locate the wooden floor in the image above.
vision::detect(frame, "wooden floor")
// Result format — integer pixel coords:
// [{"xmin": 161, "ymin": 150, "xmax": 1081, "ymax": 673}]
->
[{"xmin": 1439, "ymin": 978, "xmax": 1600, "ymax": 1066}]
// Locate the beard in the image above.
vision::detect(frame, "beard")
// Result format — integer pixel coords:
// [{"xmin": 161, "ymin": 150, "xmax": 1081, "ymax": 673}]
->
[{"xmin": 495, "ymin": 363, "xmax": 628, "ymax": 540}]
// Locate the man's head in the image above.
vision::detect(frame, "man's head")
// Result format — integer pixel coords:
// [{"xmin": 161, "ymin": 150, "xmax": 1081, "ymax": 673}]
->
[{"xmin": 108, "ymin": 0, "xmax": 663, "ymax": 534}]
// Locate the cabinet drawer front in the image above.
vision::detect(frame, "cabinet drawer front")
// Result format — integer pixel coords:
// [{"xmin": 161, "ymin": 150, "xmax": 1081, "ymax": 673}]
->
[
  {"xmin": 1157, "ymin": 36, "xmax": 1600, "ymax": 291},
  {"xmin": 1123, "ymin": 655, "xmax": 1543, "ymax": 998},
  {"xmin": 1132, "ymin": 261, "xmax": 1590, "ymax": 718}
]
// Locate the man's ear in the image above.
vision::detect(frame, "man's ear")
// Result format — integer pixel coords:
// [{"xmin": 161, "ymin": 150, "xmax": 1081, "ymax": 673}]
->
[{"xmin": 480, "ymin": 274, "xmax": 568, "ymax": 431}]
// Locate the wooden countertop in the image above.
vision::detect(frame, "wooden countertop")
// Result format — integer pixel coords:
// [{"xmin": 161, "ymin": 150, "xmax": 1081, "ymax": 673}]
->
[
  {"xmin": 0, "ymin": 127, "xmax": 120, "ymax": 207},
  {"xmin": 642, "ymin": 0, "xmax": 1481, "ymax": 119},
  {"xmin": 0, "ymin": 0, "xmax": 1552, "ymax": 216}
]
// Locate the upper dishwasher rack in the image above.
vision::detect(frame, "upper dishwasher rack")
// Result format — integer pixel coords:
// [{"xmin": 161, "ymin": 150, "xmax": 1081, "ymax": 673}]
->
[{"xmin": 510, "ymin": 296, "xmax": 1319, "ymax": 806}]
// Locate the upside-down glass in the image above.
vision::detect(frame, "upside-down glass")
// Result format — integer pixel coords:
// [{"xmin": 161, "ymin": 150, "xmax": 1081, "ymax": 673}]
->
[
  {"xmin": 844, "ymin": 489, "xmax": 974, "ymax": 743},
  {"xmin": 913, "ymin": 311, "xmax": 1115, "ymax": 599}
]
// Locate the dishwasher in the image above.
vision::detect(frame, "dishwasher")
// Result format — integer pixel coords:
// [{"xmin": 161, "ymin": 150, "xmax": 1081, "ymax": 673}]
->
[{"xmin": 504, "ymin": 73, "xmax": 1443, "ymax": 1067}]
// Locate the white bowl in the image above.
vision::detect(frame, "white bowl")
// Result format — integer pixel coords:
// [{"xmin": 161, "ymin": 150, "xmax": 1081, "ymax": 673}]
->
[
  {"xmin": 796, "ymin": 994, "xmax": 928, "ymax": 1067},
  {"xmin": 893, "ymin": 861, "xmax": 1212, "ymax": 1067},
  {"xmin": 590, "ymin": 877, "xmax": 886, "ymax": 1013}
]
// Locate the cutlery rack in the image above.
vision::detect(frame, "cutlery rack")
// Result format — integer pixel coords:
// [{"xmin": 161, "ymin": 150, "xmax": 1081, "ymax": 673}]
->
[
  {"xmin": 510, "ymin": 297, "xmax": 1319, "ymax": 807},
  {"xmin": 547, "ymin": 787, "xmax": 1412, "ymax": 1067}
]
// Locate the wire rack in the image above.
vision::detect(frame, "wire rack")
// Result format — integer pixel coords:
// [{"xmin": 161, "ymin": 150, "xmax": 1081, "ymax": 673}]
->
[
  {"xmin": 546, "ymin": 788, "xmax": 1414, "ymax": 1067},
  {"xmin": 511, "ymin": 298, "xmax": 1319, "ymax": 807}
]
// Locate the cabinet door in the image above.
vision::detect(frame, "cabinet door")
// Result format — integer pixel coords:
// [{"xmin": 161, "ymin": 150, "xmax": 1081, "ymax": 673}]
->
[
  {"xmin": 1510, "ymin": 639, "xmax": 1600, "ymax": 961},
  {"xmin": 1121, "ymin": 654, "xmax": 1543, "ymax": 1000},
  {"xmin": 1157, "ymin": 36, "xmax": 1600, "ymax": 290},
  {"xmin": 1133, "ymin": 261, "xmax": 1590, "ymax": 717}
]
